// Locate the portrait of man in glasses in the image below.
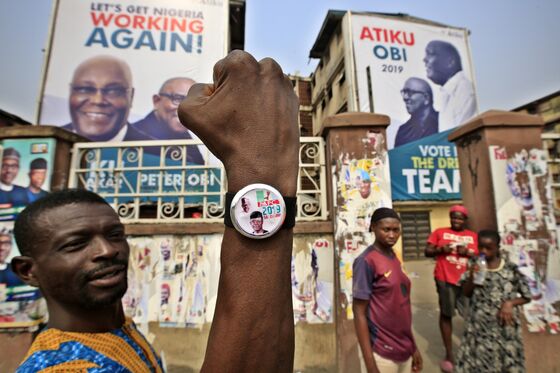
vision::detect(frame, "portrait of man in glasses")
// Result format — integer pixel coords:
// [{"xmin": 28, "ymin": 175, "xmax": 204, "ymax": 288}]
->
[
  {"xmin": 62, "ymin": 55, "xmax": 153, "ymax": 142},
  {"xmin": 394, "ymin": 77, "xmax": 439, "ymax": 147},
  {"xmin": 133, "ymin": 77, "xmax": 204, "ymax": 164}
]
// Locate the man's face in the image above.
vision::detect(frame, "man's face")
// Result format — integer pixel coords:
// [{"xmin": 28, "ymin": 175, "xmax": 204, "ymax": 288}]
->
[
  {"xmin": 359, "ymin": 180, "xmax": 371, "ymax": 199},
  {"xmin": 29, "ymin": 169, "xmax": 47, "ymax": 189},
  {"xmin": 161, "ymin": 243, "xmax": 171, "ymax": 261},
  {"xmin": 241, "ymin": 198, "xmax": 251, "ymax": 213},
  {"xmin": 424, "ymin": 42, "xmax": 451, "ymax": 86},
  {"xmin": 250, "ymin": 217, "xmax": 264, "ymax": 233},
  {"xmin": 153, "ymin": 79, "xmax": 194, "ymax": 133},
  {"xmin": 70, "ymin": 59, "xmax": 133, "ymax": 140},
  {"xmin": 401, "ymin": 80, "xmax": 429, "ymax": 115},
  {"xmin": 0, "ymin": 234, "xmax": 12, "ymax": 264},
  {"xmin": 161, "ymin": 285, "xmax": 170, "ymax": 304},
  {"xmin": 1, "ymin": 157, "xmax": 19, "ymax": 185},
  {"xmin": 29, "ymin": 203, "xmax": 129, "ymax": 310}
]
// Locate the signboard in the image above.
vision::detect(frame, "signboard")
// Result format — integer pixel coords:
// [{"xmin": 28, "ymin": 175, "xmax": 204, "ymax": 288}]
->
[
  {"xmin": 39, "ymin": 0, "xmax": 228, "ymax": 146},
  {"xmin": 389, "ymin": 129, "xmax": 461, "ymax": 201},
  {"xmin": 351, "ymin": 13, "xmax": 478, "ymax": 149}
]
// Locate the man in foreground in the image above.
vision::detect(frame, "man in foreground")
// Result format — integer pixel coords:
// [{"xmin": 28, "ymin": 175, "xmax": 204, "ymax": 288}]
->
[{"xmin": 12, "ymin": 50, "xmax": 299, "ymax": 372}]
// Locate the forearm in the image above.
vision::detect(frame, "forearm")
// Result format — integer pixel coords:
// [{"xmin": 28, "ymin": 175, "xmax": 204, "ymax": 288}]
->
[
  {"xmin": 353, "ymin": 309, "xmax": 378, "ymax": 373},
  {"xmin": 508, "ymin": 297, "xmax": 531, "ymax": 307},
  {"xmin": 201, "ymin": 228, "xmax": 294, "ymax": 373},
  {"xmin": 424, "ymin": 244, "xmax": 439, "ymax": 257},
  {"xmin": 462, "ymin": 275, "xmax": 475, "ymax": 297}
]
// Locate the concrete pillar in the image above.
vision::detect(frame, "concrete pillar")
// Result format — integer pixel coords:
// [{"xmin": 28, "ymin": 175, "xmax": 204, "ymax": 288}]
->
[
  {"xmin": 319, "ymin": 112, "xmax": 392, "ymax": 373},
  {"xmin": 449, "ymin": 110, "xmax": 560, "ymax": 372},
  {"xmin": 448, "ymin": 110, "xmax": 544, "ymax": 232}
]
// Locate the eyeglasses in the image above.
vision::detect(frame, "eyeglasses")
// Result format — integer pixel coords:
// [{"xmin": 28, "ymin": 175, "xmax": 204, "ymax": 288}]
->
[
  {"xmin": 400, "ymin": 89, "xmax": 426, "ymax": 98},
  {"xmin": 71, "ymin": 85, "xmax": 131, "ymax": 99},
  {"xmin": 1, "ymin": 163, "xmax": 19, "ymax": 170},
  {"xmin": 159, "ymin": 93, "xmax": 187, "ymax": 106}
]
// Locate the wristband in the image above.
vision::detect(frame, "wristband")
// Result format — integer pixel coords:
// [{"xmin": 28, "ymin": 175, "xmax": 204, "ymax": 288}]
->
[{"xmin": 224, "ymin": 184, "xmax": 296, "ymax": 239}]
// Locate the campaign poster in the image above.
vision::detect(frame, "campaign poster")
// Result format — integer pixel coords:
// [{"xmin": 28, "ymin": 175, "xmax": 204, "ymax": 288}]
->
[
  {"xmin": 490, "ymin": 146, "xmax": 560, "ymax": 333},
  {"xmin": 332, "ymin": 131, "xmax": 393, "ymax": 320},
  {"xmin": 351, "ymin": 13, "xmax": 478, "ymax": 149},
  {"xmin": 38, "ymin": 0, "xmax": 228, "ymax": 145},
  {"xmin": 0, "ymin": 139, "xmax": 54, "ymax": 329},
  {"xmin": 389, "ymin": 129, "xmax": 461, "ymax": 201},
  {"xmin": 292, "ymin": 237, "xmax": 334, "ymax": 324},
  {"xmin": 0, "ymin": 222, "xmax": 47, "ymax": 330},
  {"xmin": 0, "ymin": 139, "xmax": 56, "ymax": 220}
]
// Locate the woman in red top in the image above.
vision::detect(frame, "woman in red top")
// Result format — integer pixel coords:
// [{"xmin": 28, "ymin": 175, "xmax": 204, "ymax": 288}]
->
[{"xmin": 425, "ymin": 205, "xmax": 478, "ymax": 373}]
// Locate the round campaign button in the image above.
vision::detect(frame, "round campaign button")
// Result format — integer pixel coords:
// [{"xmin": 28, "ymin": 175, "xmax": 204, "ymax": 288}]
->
[{"xmin": 230, "ymin": 184, "xmax": 286, "ymax": 239}]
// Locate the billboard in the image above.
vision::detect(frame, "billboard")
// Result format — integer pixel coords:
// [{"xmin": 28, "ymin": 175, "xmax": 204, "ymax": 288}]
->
[
  {"xmin": 389, "ymin": 129, "xmax": 461, "ymax": 201},
  {"xmin": 38, "ymin": 0, "xmax": 229, "ymax": 146},
  {"xmin": 351, "ymin": 13, "xmax": 478, "ymax": 150}
]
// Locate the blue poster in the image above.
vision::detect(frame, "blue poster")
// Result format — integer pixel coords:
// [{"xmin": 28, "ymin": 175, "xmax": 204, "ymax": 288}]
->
[{"xmin": 389, "ymin": 129, "xmax": 461, "ymax": 201}]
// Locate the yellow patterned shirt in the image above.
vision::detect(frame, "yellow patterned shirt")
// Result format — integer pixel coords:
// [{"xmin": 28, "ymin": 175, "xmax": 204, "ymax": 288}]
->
[{"xmin": 16, "ymin": 318, "xmax": 163, "ymax": 372}]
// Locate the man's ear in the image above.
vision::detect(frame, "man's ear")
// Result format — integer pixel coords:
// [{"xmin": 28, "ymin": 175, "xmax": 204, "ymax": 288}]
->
[
  {"xmin": 152, "ymin": 94, "xmax": 161, "ymax": 106},
  {"xmin": 10, "ymin": 256, "xmax": 39, "ymax": 287}
]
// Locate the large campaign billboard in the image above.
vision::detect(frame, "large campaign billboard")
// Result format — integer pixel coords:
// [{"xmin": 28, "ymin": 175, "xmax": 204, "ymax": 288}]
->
[
  {"xmin": 38, "ymin": 0, "xmax": 229, "ymax": 145},
  {"xmin": 351, "ymin": 13, "xmax": 478, "ymax": 150}
]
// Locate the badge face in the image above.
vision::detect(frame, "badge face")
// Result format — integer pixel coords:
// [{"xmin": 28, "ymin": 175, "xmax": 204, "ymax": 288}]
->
[{"xmin": 230, "ymin": 184, "xmax": 286, "ymax": 239}]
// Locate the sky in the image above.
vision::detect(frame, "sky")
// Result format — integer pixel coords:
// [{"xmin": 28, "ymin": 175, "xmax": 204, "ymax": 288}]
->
[{"xmin": 0, "ymin": 0, "xmax": 558, "ymax": 123}]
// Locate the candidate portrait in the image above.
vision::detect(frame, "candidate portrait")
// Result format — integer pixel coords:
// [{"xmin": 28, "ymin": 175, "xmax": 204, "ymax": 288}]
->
[{"xmin": 62, "ymin": 55, "xmax": 153, "ymax": 142}]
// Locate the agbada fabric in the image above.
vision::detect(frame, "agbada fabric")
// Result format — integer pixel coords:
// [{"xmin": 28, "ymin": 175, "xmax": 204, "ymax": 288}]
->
[{"xmin": 16, "ymin": 318, "xmax": 163, "ymax": 372}]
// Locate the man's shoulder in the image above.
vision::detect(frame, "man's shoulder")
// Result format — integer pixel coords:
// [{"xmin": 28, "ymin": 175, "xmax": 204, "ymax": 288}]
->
[
  {"xmin": 131, "ymin": 111, "xmax": 157, "ymax": 130},
  {"xmin": 12, "ymin": 184, "xmax": 27, "ymax": 193},
  {"xmin": 124, "ymin": 124, "xmax": 155, "ymax": 141}
]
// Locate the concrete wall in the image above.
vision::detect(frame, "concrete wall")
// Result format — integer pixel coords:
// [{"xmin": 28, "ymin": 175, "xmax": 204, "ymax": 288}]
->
[{"xmin": 1, "ymin": 231, "xmax": 337, "ymax": 372}]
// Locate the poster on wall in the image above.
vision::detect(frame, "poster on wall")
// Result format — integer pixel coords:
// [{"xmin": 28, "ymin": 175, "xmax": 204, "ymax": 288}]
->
[
  {"xmin": 351, "ymin": 13, "xmax": 478, "ymax": 150},
  {"xmin": 39, "ymin": 0, "xmax": 228, "ymax": 145},
  {"xmin": 489, "ymin": 146, "xmax": 560, "ymax": 333},
  {"xmin": 389, "ymin": 129, "xmax": 461, "ymax": 201},
  {"xmin": 292, "ymin": 237, "xmax": 334, "ymax": 324},
  {"xmin": 0, "ymin": 139, "xmax": 54, "ymax": 329},
  {"xmin": 123, "ymin": 233, "xmax": 335, "ymax": 328},
  {"xmin": 332, "ymin": 131, "xmax": 393, "ymax": 319}
]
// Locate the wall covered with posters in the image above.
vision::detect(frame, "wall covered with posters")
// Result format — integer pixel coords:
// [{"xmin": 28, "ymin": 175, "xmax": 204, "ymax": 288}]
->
[
  {"xmin": 331, "ymin": 130, "xmax": 392, "ymax": 320},
  {"xmin": 123, "ymin": 233, "xmax": 334, "ymax": 329},
  {"xmin": 0, "ymin": 139, "xmax": 55, "ymax": 329},
  {"xmin": 490, "ymin": 146, "xmax": 560, "ymax": 333},
  {"xmin": 350, "ymin": 13, "xmax": 478, "ymax": 150}
]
